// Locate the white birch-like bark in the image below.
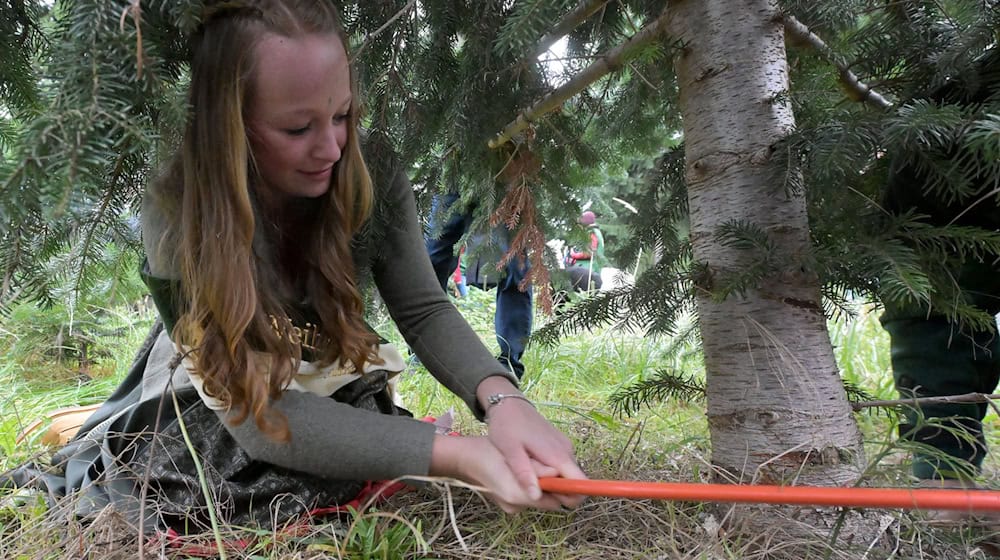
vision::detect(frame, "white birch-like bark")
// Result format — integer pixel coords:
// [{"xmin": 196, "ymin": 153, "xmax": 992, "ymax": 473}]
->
[{"xmin": 667, "ymin": 0, "xmax": 864, "ymax": 486}]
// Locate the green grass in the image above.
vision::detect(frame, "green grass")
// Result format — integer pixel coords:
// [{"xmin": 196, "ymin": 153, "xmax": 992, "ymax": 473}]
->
[
  {"xmin": 2, "ymin": 291, "xmax": 999, "ymax": 558},
  {"xmin": 0, "ymin": 301, "xmax": 156, "ymax": 459},
  {"xmin": 828, "ymin": 305, "xmax": 895, "ymax": 400}
]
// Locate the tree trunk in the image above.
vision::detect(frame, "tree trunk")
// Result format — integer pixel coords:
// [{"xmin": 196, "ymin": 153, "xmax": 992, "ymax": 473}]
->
[{"xmin": 667, "ymin": 0, "xmax": 865, "ymax": 487}]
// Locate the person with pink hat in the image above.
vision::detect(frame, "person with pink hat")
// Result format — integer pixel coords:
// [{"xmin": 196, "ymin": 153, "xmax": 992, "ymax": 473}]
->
[{"xmin": 566, "ymin": 210, "xmax": 606, "ymax": 292}]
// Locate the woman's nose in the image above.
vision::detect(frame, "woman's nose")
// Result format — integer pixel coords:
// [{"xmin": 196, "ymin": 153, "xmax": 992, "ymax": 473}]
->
[{"xmin": 312, "ymin": 123, "xmax": 342, "ymax": 162}]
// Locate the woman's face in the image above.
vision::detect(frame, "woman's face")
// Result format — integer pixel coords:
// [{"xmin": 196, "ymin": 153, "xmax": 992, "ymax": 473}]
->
[{"xmin": 247, "ymin": 32, "xmax": 351, "ymax": 201}]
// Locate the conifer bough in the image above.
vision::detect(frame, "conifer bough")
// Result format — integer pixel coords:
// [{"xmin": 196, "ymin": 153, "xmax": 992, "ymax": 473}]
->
[
  {"xmin": 488, "ymin": 6, "xmax": 671, "ymax": 149},
  {"xmin": 539, "ymin": 478, "xmax": 1000, "ymax": 512}
]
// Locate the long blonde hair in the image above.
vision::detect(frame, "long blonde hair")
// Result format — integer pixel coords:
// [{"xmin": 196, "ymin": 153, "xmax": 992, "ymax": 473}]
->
[{"xmin": 151, "ymin": 0, "xmax": 378, "ymax": 441}]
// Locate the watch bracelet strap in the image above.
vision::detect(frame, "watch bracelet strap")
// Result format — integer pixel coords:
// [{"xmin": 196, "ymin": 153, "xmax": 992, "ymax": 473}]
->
[{"xmin": 484, "ymin": 393, "xmax": 535, "ymax": 419}]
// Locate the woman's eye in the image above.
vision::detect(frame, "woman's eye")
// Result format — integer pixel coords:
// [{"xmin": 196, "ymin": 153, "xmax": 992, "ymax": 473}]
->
[
  {"xmin": 285, "ymin": 126, "xmax": 310, "ymax": 136},
  {"xmin": 333, "ymin": 113, "xmax": 348, "ymax": 124}
]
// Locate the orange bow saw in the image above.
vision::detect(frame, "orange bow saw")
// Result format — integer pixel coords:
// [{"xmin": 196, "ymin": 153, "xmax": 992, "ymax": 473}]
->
[{"xmin": 538, "ymin": 478, "xmax": 1000, "ymax": 512}]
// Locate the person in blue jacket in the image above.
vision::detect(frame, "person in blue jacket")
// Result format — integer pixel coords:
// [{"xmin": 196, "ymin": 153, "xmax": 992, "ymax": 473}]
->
[{"xmin": 425, "ymin": 191, "xmax": 533, "ymax": 380}]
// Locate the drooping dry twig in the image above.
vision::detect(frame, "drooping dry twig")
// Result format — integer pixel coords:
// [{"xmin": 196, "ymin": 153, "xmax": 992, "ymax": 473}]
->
[
  {"xmin": 119, "ymin": 0, "xmax": 144, "ymax": 79},
  {"xmin": 490, "ymin": 146, "xmax": 555, "ymax": 314}
]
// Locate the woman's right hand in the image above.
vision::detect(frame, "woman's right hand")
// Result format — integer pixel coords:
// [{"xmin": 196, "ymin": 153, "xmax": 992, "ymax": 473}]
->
[{"xmin": 429, "ymin": 434, "xmax": 567, "ymax": 513}]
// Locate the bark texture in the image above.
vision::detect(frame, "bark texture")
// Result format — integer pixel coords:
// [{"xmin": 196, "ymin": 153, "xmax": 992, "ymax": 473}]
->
[{"xmin": 667, "ymin": 0, "xmax": 865, "ymax": 487}]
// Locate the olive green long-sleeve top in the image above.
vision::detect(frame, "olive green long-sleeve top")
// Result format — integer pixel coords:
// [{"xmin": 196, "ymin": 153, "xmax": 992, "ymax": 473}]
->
[{"xmin": 140, "ymin": 160, "xmax": 516, "ymax": 482}]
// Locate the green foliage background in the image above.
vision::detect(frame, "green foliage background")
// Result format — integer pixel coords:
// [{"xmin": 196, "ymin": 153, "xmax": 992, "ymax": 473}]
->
[{"xmin": 0, "ymin": 0, "xmax": 997, "ymax": 408}]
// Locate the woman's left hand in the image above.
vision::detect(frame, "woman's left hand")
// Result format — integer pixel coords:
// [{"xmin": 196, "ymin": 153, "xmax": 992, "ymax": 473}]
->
[{"xmin": 477, "ymin": 375, "xmax": 588, "ymax": 509}]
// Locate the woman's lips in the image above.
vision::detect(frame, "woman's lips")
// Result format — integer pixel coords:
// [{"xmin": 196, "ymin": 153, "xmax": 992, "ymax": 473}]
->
[{"xmin": 301, "ymin": 167, "xmax": 332, "ymax": 180}]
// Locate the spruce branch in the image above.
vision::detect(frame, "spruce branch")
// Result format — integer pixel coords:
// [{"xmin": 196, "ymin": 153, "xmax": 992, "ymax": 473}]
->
[
  {"xmin": 0, "ymin": 229, "xmax": 23, "ymax": 304},
  {"xmin": 488, "ymin": 6, "xmax": 671, "ymax": 149},
  {"xmin": 531, "ymin": 0, "xmax": 610, "ymax": 59},
  {"xmin": 851, "ymin": 392, "xmax": 1000, "ymax": 412},
  {"xmin": 69, "ymin": 153, "xmax": 127, "ymax": 310},
  {"xmin": 352, "ymin": 0, "xmax": 416, "ymax": 60},
  {"xmin": 609, "ymin": 369, "xmax": 705, "ymax": 418},
  {"xmin": 842, "ymin": 381, "xmax": 878, "ymax": 407},
  {"xmin": 821, "ymin": 284, "xmax": 859, "ymax": 323},
  {"xmin": 534, "ymin": 261, "xmax": 696, "ymax": 346},
  {"xmin": 536, "ymin": 285, "xmax": 631, "ymax": 343},
  {"xmin": 8, "ymin": 0, "xmax": 48, "ymax": 47},
  {"xmin": 611, "ymin": 369, "xmax": 893, "ymax": 418},
  {"xmin": 781, "ymin": 14, "xmax": 892, "ymax": 110}
]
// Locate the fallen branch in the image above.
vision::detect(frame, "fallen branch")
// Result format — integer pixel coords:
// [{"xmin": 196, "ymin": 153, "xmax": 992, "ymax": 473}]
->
[
  {"xmin": 851, "ymin": 392, "xmax": 1000, "ymax": 411},
  {"xmin": 781, "ymin": 14, "xmax": 892, "ymax": 109},
  {"xmin": 488, "ymin": 6, "xmax": 671, "ymax": 149}
]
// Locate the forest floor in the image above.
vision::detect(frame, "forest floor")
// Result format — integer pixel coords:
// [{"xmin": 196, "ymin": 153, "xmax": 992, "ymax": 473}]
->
[{"xmin": 2, "ymin": 289, "xmax": 999, "ymax": 558}]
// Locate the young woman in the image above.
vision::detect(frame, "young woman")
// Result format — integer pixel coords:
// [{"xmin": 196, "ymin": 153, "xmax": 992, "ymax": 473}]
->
[{"xmin": 11, "ymin": 0, "xmax": 585, "ymax": 531}]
